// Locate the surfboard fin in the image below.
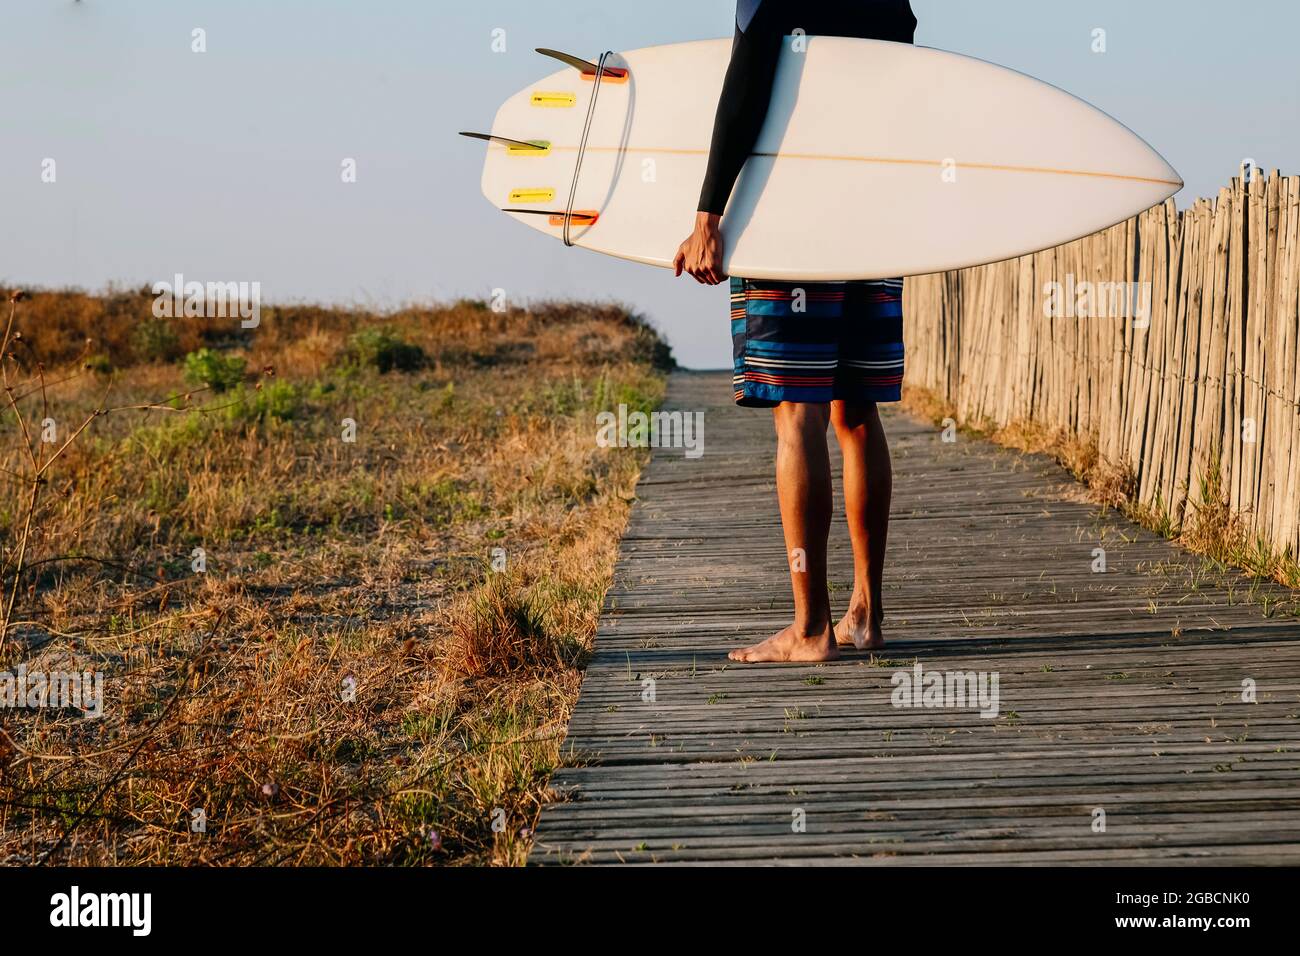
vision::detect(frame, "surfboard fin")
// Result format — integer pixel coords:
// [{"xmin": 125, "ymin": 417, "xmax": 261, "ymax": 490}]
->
[
  {"xmin": 536, "ymin": 48, "xmax": 600, "ymax": 73},
  {"xmin": 501, "ymin": 208, "xmax": 600, "ymax": 227},
  {"xmin": 457, "ymin": 131, "xmax": 548, "ymax": 151},
  {"xmin": 535, "ymin": 48, "xmax": 627, "ymax": 80}
]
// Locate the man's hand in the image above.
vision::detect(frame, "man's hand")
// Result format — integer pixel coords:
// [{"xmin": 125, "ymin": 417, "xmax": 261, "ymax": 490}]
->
[{"xmin": 672, "ymin": 212, "xmax": 727, "ymax": 285}]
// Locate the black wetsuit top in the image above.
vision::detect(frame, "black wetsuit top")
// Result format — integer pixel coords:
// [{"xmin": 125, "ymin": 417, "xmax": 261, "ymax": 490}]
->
[{"xmin": 697, "ymin": 0, "xmax": 917, "ymax": 215}]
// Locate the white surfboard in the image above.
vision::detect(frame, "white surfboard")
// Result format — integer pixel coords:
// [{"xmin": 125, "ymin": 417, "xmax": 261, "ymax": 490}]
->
[{"xmin": 471, "ymin": 38, "xmax": 1182, "ymax": 281}]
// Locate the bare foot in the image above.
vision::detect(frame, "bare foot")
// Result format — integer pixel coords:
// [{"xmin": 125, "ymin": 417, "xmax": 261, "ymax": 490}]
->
[
  {"xmin": 728, "ymin": 622, "xmax": 838, "ymax": 663},
  {"xmin": 834, "ymin": 602, "xmax": 884, "ymax": 650}
]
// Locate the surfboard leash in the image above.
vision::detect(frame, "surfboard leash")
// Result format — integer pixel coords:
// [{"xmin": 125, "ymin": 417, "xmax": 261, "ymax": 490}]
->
[{"xmin": 564, "ymin": 50, "xmax": 613, "ymax": 247}]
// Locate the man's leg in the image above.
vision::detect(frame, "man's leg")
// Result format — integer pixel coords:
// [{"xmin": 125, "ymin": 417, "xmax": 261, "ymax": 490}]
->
[
  {"xmin": 728, "ymin": 401, "xmax": 838, "ymax": 663},
  {"xmin": 830, "ymin": 400, "xmax": 891, "ymax": 649}
]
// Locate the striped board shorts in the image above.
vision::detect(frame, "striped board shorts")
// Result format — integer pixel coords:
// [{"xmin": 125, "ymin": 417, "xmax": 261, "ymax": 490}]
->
[{"xmin": 730, "ymin": 277, "xmax": 905, "ymax": 407}]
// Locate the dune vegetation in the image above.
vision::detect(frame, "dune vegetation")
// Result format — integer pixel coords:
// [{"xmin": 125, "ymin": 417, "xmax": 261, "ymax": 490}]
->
[{"xmin": 0, "ymin": 286, "xmax": 672, "ymax": 865}]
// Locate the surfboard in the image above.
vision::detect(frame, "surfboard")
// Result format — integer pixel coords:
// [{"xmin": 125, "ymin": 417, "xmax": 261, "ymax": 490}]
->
[{"xmin": 468, "ymin": 38, "xmax": 1182, "ymax": 281}]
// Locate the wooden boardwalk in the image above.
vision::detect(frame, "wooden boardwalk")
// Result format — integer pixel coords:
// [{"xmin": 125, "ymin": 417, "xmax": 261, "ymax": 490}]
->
[{"xmin": 531, "ymin": 371, "xmax": 1300, "ymax": 865}]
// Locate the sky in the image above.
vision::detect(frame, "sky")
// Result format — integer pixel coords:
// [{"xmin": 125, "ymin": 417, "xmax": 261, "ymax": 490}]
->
[{"xmin": 3, "ymin": 0, "xmax": 1297, "ymax": 368}]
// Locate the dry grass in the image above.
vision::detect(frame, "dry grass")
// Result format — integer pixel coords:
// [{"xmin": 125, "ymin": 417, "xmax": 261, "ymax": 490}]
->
[
  {"xmin": 902, "ymin": 385, "xmax": 1300, "ymax": 590},
  {"xmin": 0, "ymin": 287, "xmax": 671, "ymax": 865}
]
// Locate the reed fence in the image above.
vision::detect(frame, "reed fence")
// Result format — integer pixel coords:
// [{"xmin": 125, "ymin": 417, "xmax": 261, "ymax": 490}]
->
[{"xmin": 904, "ymin": 171, "xmax": 1300, "ymax": 560}]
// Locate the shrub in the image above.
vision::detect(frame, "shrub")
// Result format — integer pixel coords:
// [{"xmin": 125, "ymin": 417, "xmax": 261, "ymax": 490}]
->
[
  {"xmin": 244, "ymin": 381, "xmax": 302, "ymax": 422},
  {"xmin": 442, "ymin": 572, "xmax": 582, "ymax": 677},
  {"xmin": 184, "ymin": 348, "xmax": 246, "ymax": 393},
  {"xmin": 346, "ymin": 327, "xmax": 426, "ymax": 373},
  {"xmin": 131, "ymin": 317, "xmax": 182, "ymax": 363},
  {"xmin": 212, "ymin": 381, "xmax": 303, "ymax": 426}
]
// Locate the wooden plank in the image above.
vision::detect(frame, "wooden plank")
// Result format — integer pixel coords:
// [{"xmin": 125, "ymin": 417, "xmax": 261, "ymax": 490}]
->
[{"xmin": 529, "ymin": 371, "xmax": 1300, "ymax": 865}]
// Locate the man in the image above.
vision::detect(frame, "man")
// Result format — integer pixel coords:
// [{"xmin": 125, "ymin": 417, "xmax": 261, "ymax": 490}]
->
[{"xmin": 673, "ymin": 0, "xmax": 917, "ymax": 663}]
